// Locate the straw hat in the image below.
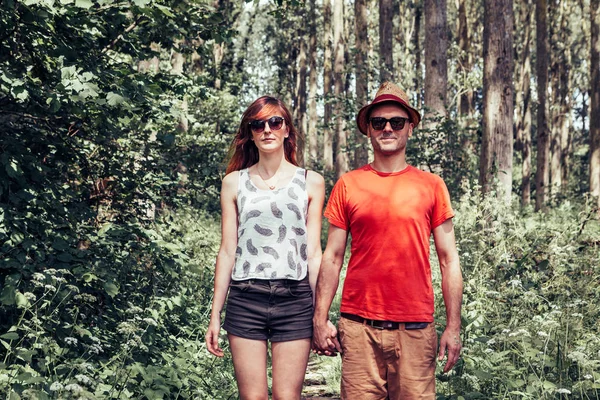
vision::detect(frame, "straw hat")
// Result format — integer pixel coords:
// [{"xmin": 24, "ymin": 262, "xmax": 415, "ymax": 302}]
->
[{"xmin": 356, "ymin": 82, "xmax": 421, "ymax": 135}]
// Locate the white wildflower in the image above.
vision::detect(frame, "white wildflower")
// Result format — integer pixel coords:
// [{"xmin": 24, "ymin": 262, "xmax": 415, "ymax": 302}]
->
[
  {"xmin": 24, "ymin": 292, "xmax": 36, "ymax": 301},
  {"xmin": 143, "ymin": 318, "xmax": 158, "ymax": 326},
  {"xmin": 64, "ymin": 383, "xmax": 83, "ymax": 393},
  {"xmin": 484, "ymin": 348, "xmax": 494, "ymax": 353},
  {"xmin": 49, "ymin": 382, "xmax": 64, "ymax": 391},
  {"xmin": 125, "ymin": 305, "xmax": 143, "ymax": 314},
  {"xmin": 584, "ymin": 374, "xmax": 593, "ymax": 380},
  {"xmin": 32, "ymin": 273, "xmax": 45, "ymax": 281},
  {"xmin": 555, "ymin": 388, "xmax": 571, "ymax": 394},
  {"xmin": 75, "ymin": 374, "xmax": 91, "ymax": 385},
  {"xmin": 537, "ymin": 331, "xmax": 549, "ymax": 337},
  {"xmin": 88, "ymin": 343, "xmax": 103, "ymax": 354},
  {"xmin": 44, "ymin": 284, "xmax": 57, "ymax": 292},
  {"xmin": 64, "ymin": 337, "xmax": 78, "ymax": 346}
]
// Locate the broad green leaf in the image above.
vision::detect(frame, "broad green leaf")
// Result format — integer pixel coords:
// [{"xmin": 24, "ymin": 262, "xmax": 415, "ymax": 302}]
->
[
  {"xmin": 98, "ymin": 223, "xmax": 113, "ymax": 236},
  {"xmin": 82, "ymin": 272, "xmax": 98, "ymax": 283},
  {"xmin": 104, "ymin": 281, "xmax": 119, "ymax": 297},
  {"xmin": 75, "ymin": 0, "xmax": 93, "ymax": 8},
  {"xmin": 8, "ymin": 391, "xmax": 20, "ymax": 400},
  {"xmin": 0, "ymin": 332, "xmax": 19, "ymax": 340},
  {"xmin": 107, "ymin": 92, "xmax": 125, "ymax": 106},
  {"xmin": 0, "ymin": 285, "xmax": 16, "ymax": 306},
  {"xmin": 155, "ymin": 4, "xmax": 174, "ymax": 17},
  {"xmin": 15, "ymin": 292, "xmax": 28, "ymax": 308}
]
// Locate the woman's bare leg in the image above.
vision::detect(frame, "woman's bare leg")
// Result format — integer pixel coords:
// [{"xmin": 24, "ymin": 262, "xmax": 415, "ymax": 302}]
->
[
  {"xmin": 228, "ymin": 334, "xmax": 268, "ymax": 400},
  {"xmin": 271, "ymin": 338, "xmax": 311, "ymax": 400}
]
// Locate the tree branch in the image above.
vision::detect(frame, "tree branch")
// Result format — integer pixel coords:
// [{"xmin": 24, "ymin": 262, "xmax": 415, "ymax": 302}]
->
[{"xmin": 101, "ymin": 16, "xmax": 146, "ymax": 54}]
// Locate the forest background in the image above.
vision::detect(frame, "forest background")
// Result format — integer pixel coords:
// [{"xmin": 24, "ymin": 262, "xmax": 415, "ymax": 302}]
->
[{"xmin": 1, "ymin": 0, "xmax": 600, "ymax": 399}]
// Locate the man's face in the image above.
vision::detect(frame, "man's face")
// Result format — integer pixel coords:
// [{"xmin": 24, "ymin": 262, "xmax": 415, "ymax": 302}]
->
[{"xmin": 367, "ymin": 103, "xmax": 414, "ymax": 156}]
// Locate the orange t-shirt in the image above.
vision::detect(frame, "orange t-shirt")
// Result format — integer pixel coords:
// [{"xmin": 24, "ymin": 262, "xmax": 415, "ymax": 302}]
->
[{"xmin": 324, "ymin": 164, "xmax": 454, "ymax": 322}]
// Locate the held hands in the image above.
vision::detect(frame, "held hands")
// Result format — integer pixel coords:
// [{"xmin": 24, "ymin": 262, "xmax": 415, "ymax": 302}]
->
[
  {"xmin": 312, "ymin": 319, "xmax": 341, "ymax": 356},
  {"xmin": 205, "ymin": 315, "xmax": 224, "ymax": 357},
  {"xmin": 438, "ymin": 327, "xmax": 462, "ymax": 373}
]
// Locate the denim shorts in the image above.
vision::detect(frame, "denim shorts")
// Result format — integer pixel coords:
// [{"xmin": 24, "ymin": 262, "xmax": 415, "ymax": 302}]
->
[{"xmin": 223, "ymin": 277, "xmax": 313, "ymax": 342}]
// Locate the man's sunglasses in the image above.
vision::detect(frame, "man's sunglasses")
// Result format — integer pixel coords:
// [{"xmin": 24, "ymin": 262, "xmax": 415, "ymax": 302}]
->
[
  {"xmin": 369, "ymin": 117, "xmax": 409, "ymax": 131},
  {"xmin": 249, "ymin": 116, "xmax": 285, "ymax": 133}
]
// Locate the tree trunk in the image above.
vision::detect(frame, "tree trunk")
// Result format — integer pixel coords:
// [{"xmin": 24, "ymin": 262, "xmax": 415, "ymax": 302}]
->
[
  {"xmin": 333, "ymin": 0, "xmax": 349, "ymax": 180},
  {"xmin": 379, "ymin": 0, "xmax": 394, "ymax": 82},
  {"xmin": 307, "ymin": 0, "xmax": 319, "ymax": 169},
  {"xmin": 294, "ymin": 32, "xmax": 307, "ymax": 167},
  {"xmin": 535, "ymin": 0, "xmax": 550, "ymax": 211},
  {"xmin": 413, "ymin": 3, "xmax": 422, "ymax": 109},
  {"xmin": 516, "ymin": 0, "xmax": 533, "ymax": 206},
  {"xmin": 323, "ymin": 0, "xmax": 334, "ymax": 172},
  {"xmin": 480, "ymin": 0, "xmax": 514, "ymax": 202},
  {"xmin": 549, "ymin": 35, "xmax": 561, "ymax": 198},
  {"xmin": 456, "ymin": 0, "xmax": 473, "ymax": 118},
  {"xmin": 591, "ymin": 0, "xmax": 600, "ymax": 205},
  {"xmin": 424, "ymin": 0, "xmax": 448, "ymax": 122},
  {"xmin": 355, "ymin": 0, "xmax": 369, "ymax": 168}
]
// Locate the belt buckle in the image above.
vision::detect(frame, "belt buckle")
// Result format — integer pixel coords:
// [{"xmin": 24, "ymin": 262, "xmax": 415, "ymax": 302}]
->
[{"xmin": 368, "ymin": 320, "xmax": 384, "ymax": 330}]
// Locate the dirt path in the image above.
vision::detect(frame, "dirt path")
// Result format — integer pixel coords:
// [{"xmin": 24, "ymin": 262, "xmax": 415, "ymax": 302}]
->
[{"xmin": 301, "ymin": 358, "xmax": 340, "ymax": 399}]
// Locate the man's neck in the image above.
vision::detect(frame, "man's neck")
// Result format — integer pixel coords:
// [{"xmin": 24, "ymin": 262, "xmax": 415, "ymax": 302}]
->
[{"xmin": 370, "ymin": 154, "xmax": 408, "ymax": 173}]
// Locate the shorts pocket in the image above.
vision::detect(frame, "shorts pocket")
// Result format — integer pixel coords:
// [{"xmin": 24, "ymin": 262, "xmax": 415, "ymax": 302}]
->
[
  {"xmin": 287, "ymin": 280, "xmax": 312, "ymax": 297},
  {"xmin": 229, "ymin": 279, "xmax": 252, "ymax": 293}
]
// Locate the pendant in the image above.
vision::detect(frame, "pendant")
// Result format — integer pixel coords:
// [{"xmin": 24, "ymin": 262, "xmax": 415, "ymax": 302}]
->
[{"xmin": 269, "ymin": 185, "xmax": 275, "ymax": 190}]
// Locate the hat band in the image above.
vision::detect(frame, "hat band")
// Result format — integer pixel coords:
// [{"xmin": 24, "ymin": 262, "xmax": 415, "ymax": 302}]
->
[{"xmin": 372, "ymin": 94, "xmax": 408, "ymax": 105}]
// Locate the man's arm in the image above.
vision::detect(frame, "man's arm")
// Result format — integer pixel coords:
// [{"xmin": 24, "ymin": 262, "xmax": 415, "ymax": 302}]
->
[
  {"xmin": 312, "ymin": 224, "xmax": 348, "ymax": 355},
  {"xmin": 433, "ymin": 218, "xmax": 463, "ymax": 373}
]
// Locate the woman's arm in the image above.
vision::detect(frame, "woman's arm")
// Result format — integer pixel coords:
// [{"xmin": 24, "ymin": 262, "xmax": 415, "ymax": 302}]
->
[
  {"xmin": 205, "ymin": 172, "xmax": 239, "ymax": 357},
  {"xmin": 305, "ymin": 170, "xmax": 325, "ymax": 296}
]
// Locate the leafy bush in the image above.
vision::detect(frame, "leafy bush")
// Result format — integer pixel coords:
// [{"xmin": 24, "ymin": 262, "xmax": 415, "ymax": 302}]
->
[{"xmin": 435, "ymin": 187, "xmax": 600, "ymax": 399}]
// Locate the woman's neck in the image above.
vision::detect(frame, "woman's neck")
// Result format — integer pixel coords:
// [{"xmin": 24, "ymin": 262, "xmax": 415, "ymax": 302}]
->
[{"xmin": 255, "ymin": 152, "xmax": 288, "ymax": 177}]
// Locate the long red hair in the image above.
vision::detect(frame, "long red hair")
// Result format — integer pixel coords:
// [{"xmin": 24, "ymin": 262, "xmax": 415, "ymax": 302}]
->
[{"xmin": 225, "ymin": 96, "xmax": 299, "ymax": 174}]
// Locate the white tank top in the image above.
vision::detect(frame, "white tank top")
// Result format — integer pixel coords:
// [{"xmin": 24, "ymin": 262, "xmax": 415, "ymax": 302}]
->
[{"xmin": 232, "ymin": 167, "xmax": 309, "ymax": 281}]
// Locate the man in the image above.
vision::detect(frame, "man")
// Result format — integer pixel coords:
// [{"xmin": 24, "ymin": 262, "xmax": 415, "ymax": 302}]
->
[{"xmin": 312, "ymin": 82, "xmax": 463, "ymax": 399}]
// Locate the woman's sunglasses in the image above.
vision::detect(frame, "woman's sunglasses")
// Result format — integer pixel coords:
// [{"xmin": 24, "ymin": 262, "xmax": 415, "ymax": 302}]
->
[
  {"xmin": 369, "ymin": 117, "xmax": 409, "ymax": 131},
  {"xmin": 249, "ymin": 116, "xmax": 285, "ymax": 133}
]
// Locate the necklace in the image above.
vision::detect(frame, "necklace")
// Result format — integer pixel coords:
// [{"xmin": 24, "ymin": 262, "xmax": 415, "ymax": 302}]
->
[{"xmin": 257, "ymin": 167, "xmax": 280, "ymax": 190}]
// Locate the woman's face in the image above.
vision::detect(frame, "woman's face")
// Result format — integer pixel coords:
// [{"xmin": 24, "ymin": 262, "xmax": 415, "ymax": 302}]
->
[{"xmin": 248, "ymin": 107, "xmax": 289, "ymax": 154}]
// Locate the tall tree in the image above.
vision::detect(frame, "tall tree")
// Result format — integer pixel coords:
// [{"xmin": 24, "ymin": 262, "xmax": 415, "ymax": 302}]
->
[
  {"xmin": 333, "ymin": 0, "xmax": 349, "ymax": 179},
  {"xmin": 379, "ymin": 0, "xmax": 394, "ymax": 82},
  {"xmin": 516, "ymin": 0, "xmax": 534, "ymax": 206},
  {"xmin": 293, "ymin": 7, "xmax": 308, "ymax": 166},
  {"xmin": 591, "ymin": 0, "xmax": 600, "ymax": 206},
  {"xmin": 323, "ymin": 0, "xmax": 334, "ymax": 172},
  {"xmin": 307, "ymin": 0, "xmax": 319, "ymax": 168},
  {"xmin": 413, "ymin": 2, "xmax": 422, "ymax": 108},
  {"xmin": 535, "ymin": 0, "xmax": 550, "ymax": 210},
  {"xmin": 456, "ymin": 0, "xmax": 473, "ymax": 118},
  {"xmin": 424, "ymin": 0, "xmax": 448, "ymax": 122},
  {"xmin": 480, "ymin": 0, "xmax": 514, "ymax": 201},
  {"xmin": 355, "ymin": 0, "xmax": 369, "ymax": 167}
]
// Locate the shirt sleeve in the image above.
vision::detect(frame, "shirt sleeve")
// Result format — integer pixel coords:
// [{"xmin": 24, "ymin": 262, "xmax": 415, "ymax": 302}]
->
[
  {"xmin": 431, "ymin": 177, "xmax": 455, "ymax": 229},
  {"xmin": 324, "ymin": 178, "xmax": 349, "ymax": 230}
]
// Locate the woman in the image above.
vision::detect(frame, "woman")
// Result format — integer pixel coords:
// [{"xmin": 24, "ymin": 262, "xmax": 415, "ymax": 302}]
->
[{"xmin": 206, "ymin": 96, "xmax": 325, "ymax": 400}]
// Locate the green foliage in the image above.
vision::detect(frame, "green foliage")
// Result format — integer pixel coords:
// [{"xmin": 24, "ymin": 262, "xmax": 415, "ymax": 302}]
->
[
  {"xmin": 0, "ymin": 0, "xmax": 238, "ymax": 398},
  {"xmin": 435, "ymin": 188, "xmax": 600, "ymax": 399}
]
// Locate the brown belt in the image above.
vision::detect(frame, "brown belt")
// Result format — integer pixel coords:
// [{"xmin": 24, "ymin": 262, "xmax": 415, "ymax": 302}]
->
[{"xmin": 341, "ymin": 313, "xmax": 428, "ymax": 330}]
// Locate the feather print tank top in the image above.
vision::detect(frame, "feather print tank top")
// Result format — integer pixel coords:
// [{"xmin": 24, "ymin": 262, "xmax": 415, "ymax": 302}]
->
[{"xmin": 232, "ymin": 168, "xmax": 309, "ymax": 281}]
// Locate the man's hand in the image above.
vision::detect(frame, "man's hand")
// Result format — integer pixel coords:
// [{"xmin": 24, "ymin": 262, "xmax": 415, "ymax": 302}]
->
[
  {"xmin": 312, "ymin": 319, "xmax": 341, "ymax": 356},
  {"xmin": 438, "ymin": 328, "xmax": 461, "ymax": 373}
]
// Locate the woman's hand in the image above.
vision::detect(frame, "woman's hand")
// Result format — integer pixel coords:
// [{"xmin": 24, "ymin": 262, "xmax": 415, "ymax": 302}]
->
[{"xmin": 205, "ymin": 315, "xmax": 224, "ymax": 357}]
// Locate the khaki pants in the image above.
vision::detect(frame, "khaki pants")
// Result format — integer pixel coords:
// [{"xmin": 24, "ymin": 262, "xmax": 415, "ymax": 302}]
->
[{"xmin": 338, "ymin": 317, "xmax": 437, "ymax": 400}]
